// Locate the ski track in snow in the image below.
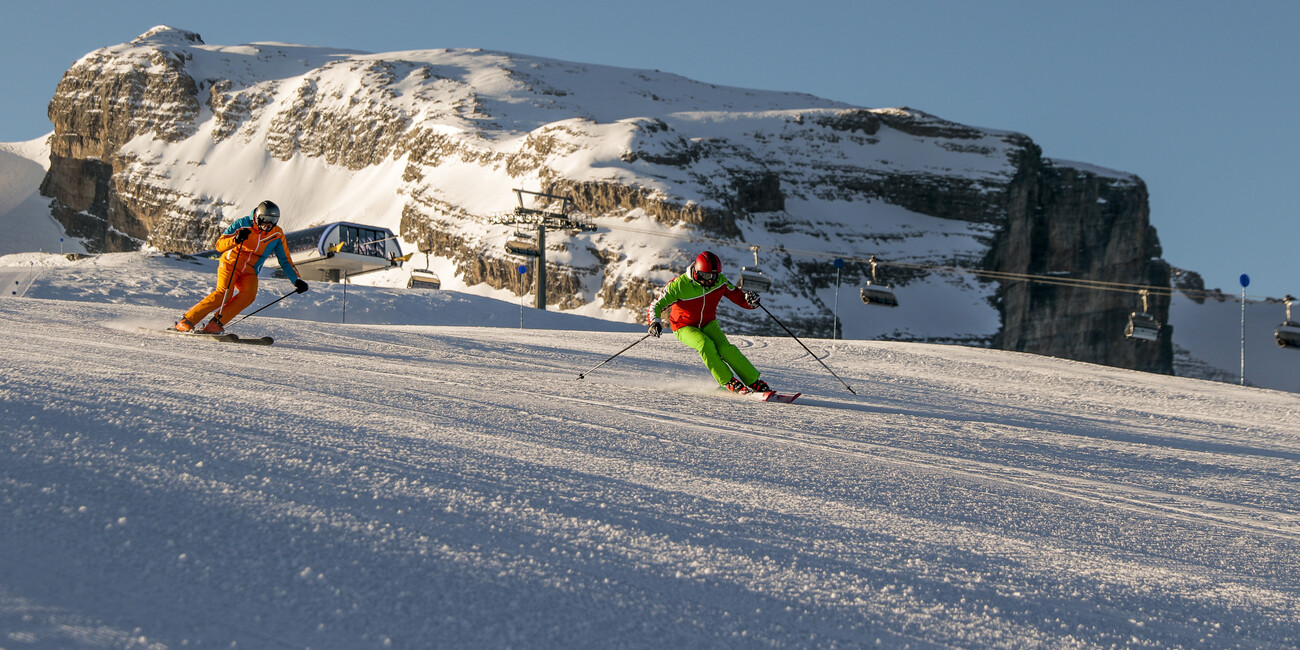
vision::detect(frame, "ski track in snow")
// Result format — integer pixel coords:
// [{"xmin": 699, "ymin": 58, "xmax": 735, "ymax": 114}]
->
[{"xmin": 2, "ymin": 296, "xmax": 1299, "ymax": 648}]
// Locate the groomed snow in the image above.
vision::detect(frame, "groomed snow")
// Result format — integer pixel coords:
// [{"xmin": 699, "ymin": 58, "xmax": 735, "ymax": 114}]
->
[{"xmin": 2, "ymin": 253, "xmax": 1298, "ymax": 648}]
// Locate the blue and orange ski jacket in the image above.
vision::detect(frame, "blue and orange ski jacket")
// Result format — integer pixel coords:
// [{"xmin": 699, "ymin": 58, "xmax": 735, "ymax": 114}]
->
[
  {"xmin": 648, "ymin": 272, "xmax": 754, "ymax": 331},
  {"xmin": 215, "ymin": 215, "xmax": 302, "ymax": 285}
]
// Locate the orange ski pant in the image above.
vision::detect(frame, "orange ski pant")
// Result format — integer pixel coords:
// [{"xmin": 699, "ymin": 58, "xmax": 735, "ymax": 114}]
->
[{"xmin": 184, "ymin": 262, "xmax": 259, "ymax": 325}]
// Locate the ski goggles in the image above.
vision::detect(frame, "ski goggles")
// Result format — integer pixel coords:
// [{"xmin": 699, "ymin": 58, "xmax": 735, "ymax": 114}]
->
[
  {"xmin": 694, "ymin": 270, "xmax": 719, "ymax": 285},
  {"xmin": 256, "ymin": 216, "xmax": 278, "ymax": 231}
]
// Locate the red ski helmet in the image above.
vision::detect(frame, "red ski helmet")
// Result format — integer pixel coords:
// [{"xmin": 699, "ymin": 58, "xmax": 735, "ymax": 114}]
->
[{"xmin": 692, "ymin": 251, "xmax": 722, "ymax": 286}]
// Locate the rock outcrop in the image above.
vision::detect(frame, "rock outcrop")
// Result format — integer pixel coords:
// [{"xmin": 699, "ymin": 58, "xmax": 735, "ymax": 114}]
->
[
  {"xmin": 38, "ymin": 27, "xmax": 1173, "ymax": 374},
  {"xmin": 987, "ymin": 150, "xmax": 1172, "ymax": 371},
  {"xmin": 41, "ymin": 27, "xmax": 221, "ymax": 253}
]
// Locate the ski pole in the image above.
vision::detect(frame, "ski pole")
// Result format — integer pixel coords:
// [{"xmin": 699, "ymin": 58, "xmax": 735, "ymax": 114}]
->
[
  {"xmin": 758, "ymin": 303, "xmax": 857, "ymax": 394},
  {"xmin": 213, "ymin": 243, "xmax": 245, "ymax": 324},
  {"xmin": 577, "ymin": 333, "xmax": 652, "ymax": 380},
  {"xmin": 226, "ymin": 288, "xmax": 297, "ymax": 327}
]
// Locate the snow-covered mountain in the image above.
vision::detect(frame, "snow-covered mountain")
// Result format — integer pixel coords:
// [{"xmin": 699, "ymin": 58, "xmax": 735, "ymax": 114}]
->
[
  {"xmin": 36, "ymin": 26, "xmax": 1175, "ymax": 374},
  {"xmin": 6, "ymin": 26, "xmax": 1297, "ymax": 391},
  {"xmin": 2, "ymin": 258, "xmax": 1298, "ymax": 647}
]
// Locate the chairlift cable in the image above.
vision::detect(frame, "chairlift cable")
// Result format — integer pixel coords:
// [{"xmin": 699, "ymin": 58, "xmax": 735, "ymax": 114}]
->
[{"xmin": 573, "ymin": 220, "xmax": 1287, "ymax": 303}]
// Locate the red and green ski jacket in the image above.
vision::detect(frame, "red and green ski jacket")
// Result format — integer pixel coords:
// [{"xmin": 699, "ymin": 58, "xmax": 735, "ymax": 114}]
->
[{"xmin": 648, "ymin": 272, "xmax": 755, "ymax": 331}]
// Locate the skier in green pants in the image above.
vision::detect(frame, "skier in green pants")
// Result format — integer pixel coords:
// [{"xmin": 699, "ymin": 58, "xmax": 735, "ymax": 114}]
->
[{"xmin": 647, "ymin": 251, "xmax": 770, "ymax": 394}]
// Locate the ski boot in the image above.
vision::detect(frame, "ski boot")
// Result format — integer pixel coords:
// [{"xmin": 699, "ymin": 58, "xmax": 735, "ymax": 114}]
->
[
  {"xmin": 724, "ymin": 377, "xmax": 751, "ymax": 394},
  {"xmin": 748, "ymin": 379, "xmax": 771, "ymax": 393},
  {"xmin": 200, "ymin": 317, "xmax": 226, "ymax": 335},
  {"xmin": 171, "ymin": 317, "xmax": 195, "ymax": 333}
]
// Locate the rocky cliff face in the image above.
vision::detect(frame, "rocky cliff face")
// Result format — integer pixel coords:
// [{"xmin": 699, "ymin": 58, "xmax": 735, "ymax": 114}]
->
[
  {"xmin": 38, "ymin": 26, "xmax": 1172, "ymax": 374},
  {"xmin": 987, "ymin": 149, "xmax": 1173, "ymax": 371},
  {"xmin": 41, "ymin": 27, "xmax": 226, "ymax": 253}
]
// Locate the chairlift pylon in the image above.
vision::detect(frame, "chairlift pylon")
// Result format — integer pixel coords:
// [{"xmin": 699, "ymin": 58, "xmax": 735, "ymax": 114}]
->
[
  {"xmin": 1275, "ymin": 294, "xmax": 1300, "ymax": 348},
  {"xmin": 1125, "ymin": 289, "xmax": 1161, "ymax": 342},
  {"xmin": 737, "ymin": 245, "xmax": 772, "ymax": 293},
  {"xmin": 860, "ymin": 255, "xmax": 899, "ymax": 307}
]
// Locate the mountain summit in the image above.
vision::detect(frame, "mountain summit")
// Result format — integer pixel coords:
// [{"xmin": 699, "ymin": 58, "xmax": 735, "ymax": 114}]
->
[{"xmin": 39, "ymin": 26, "xmax": 1170, "ymax": 372}]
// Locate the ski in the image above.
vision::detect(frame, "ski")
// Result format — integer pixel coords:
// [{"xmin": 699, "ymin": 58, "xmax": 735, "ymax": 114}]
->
[
  {"xmin": 229, "ymin": 334, "xmax": 274, "ymax": 346},
  {"xmin": 753, "ymin": 390, "xmax": 800, "ymax": 403},
  {"xmin": 721, "ymin": 386, "xmax": 801, "ymax": 403},
  {"xmin": 148, "ymin": 326, "xmax": 236, "ymax": 342},
  {"xmin": 145, "ymin": 327, "xmax": 273, "ymax": 345}
]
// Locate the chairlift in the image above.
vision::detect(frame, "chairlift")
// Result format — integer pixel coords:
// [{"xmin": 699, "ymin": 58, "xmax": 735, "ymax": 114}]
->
[
  {"xmin": 1124, "ymin": 289, "xmax": 1161, "ymax": 342},
  {"xmin": 1275, "ymin": 295, "xmax": 1300, "ymax": 348},
  {"xmin": 737, "ymin": 245, "xmax": 772, "ymax": 293},
  {"xmin": 408, "ymin": 269, "xmax": 441, "ymax": 290},
  {"xmin": 860, "ymin": 255, "xmax": 899, "ymax": 307},
  {"xmin": 505, "ymin": 228, "xmax": 540, "ymax": 258},
  {"xmin": 407, "ymin": 250, "xmax": 441, "ymax": 289}
]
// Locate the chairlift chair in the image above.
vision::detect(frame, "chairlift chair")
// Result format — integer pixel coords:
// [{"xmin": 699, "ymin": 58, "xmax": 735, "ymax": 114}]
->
[
  {"xmin": 1125, "ymin": 289, "xmax": 1161, "ymax": 342},
  {"xmin": 1125, "ymin": 313, "xmax": 1161, "ymax": 341},
  {"xmin": 1275, "ymin": 295, "xmax": 1300, "ymax": 348},
  {"xmin": 505, "ymin": 228, "xmax": 540, "ymax": 258},
  {"xmin": 408, "ymin": 269, "xmax": 441, "ymax": 289},
  {"xmin": 737, "ymin": 245, "xmax": 773, "ymax": 293},
  {"xmin": 407, "ymin": 250, "xmax": 441, "ymax": 289},
  {"xmin": 859, "ymin": 255, "xmax": 899, "ymax": 307}
]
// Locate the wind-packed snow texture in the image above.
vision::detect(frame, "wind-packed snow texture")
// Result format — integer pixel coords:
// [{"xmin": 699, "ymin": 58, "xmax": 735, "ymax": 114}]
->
[{"xmin": 2, "ymin": 253, "xmax": 1298, "ymax": 648}]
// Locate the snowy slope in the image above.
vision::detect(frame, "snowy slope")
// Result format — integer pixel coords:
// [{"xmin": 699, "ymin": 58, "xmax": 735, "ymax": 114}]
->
[
  {"xmin": 0, "ymin": 251, "xmax": 637, "ymax": 333},
  {"xmin": 0, "ymin": 137, "xmax": 82, "ymax": 258},
  {"xmin": 5, "ymin": 243, "xmax": 1296, "ymax": 393},
  {"xmin": 2, "ymin": 256, "xmax": 1300, "ymax": 648}
]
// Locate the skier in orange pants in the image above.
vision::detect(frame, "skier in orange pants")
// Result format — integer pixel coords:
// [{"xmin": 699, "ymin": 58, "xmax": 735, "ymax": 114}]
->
[{"xmin": 173, "ymin": 200, "xmax": 308, "ymax": 334}]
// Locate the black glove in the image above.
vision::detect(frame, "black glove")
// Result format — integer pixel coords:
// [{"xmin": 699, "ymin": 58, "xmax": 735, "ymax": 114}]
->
[
  {"xmin": 744, "ymin": 291, "xmax": 761, "ymax": 307},
  {"xmin": 648, "ymin": 319, "xmax": 662, "ymax": 338},
  {"xmin": 294, "ymin": 279, "xmax": 309, "ymax": 294},
  {"xmin": 233, "ymin": 228, "xmax": 251, "ymax": 244}
]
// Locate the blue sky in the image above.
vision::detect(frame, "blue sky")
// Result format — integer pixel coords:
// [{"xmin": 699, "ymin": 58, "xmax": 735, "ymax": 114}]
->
[{"xmin": 4, "ymin": 0, "xmax": 1296, "ymax": 300}]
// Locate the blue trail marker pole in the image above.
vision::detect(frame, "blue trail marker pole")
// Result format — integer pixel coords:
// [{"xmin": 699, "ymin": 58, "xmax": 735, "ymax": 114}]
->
[{"xmin": 1240, "ymin": 274, "xmax": 1250, "ymax": 385}]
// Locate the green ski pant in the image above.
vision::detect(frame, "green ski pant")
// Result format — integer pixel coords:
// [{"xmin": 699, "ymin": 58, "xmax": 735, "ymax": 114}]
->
[{"xmin": 674, "ymin": 320, "xmax": 760, "ymax": 386}]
